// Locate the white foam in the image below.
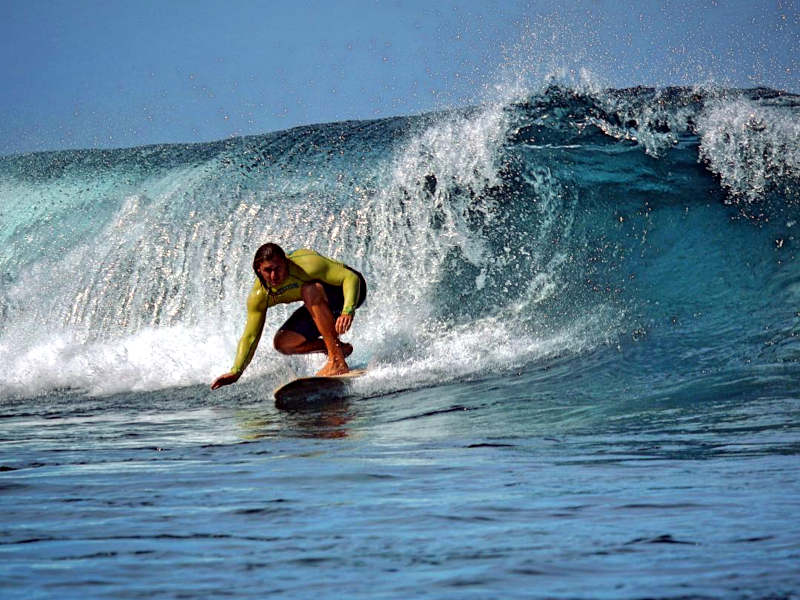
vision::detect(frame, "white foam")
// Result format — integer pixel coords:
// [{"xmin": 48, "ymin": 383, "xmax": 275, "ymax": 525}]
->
[
  {"xmin": 1, "ymin": 325, "xmax": 225, "ymax": 397},
  {"xmin": 350, "ymin": 310, "xmax": 608, "ymax": 399},
  {"xmin": 697, "ymin": 95, "xmax": 800, "ymax": 202}
]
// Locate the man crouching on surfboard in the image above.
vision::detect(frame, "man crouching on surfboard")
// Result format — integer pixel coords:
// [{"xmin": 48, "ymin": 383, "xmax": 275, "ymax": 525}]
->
[{"xmin": 210, "ymin": 243, "xmax": 366, "ymax": 389}]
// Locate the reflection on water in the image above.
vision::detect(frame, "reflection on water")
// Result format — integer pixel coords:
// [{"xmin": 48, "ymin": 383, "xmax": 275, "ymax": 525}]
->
[{"xmin": 235, "ymin": 401, "xmax": 355, "ymax": 440}]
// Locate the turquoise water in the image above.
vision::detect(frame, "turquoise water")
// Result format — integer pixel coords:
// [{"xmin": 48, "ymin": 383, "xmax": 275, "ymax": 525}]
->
[
  {"xmin": 2, "ymin": 86, "xmax": 800, "ymax": 598},
  {"xmin": 3, "ymin": 362, "xmax": 799, "ymax": 598}
]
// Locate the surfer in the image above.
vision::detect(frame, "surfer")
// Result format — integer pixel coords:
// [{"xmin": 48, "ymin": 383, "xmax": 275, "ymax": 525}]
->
[{"xmin": 210, "ymin": 243, "xmax": 366, "ymax": 389}]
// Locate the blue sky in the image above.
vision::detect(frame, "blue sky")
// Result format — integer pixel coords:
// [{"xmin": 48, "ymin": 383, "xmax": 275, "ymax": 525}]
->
[{"xmin": 1, "ymin": 0, "xmax": 797, "ymax": 155}]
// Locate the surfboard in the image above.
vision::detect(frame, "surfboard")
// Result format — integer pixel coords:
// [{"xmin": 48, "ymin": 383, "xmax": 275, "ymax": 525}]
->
[{"xmin": 274, "ymin": 368, "xmax": 367, "ymax": 410}]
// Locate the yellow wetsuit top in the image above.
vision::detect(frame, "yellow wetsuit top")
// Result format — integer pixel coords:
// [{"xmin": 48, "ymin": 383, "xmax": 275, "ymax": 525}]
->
[{"xmin": 230, "ymin": 249, "xmax": 361, "ymax": 374}]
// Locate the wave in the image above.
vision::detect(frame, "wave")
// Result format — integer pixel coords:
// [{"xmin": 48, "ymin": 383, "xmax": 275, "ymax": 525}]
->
[{"xmin": 1, "ymin": 85, "xmax": 799, "ymax": 399}]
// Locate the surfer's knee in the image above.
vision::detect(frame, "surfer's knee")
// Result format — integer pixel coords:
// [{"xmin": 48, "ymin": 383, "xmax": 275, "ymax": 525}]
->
[
  {"xmin": 273, "ymin": 330, "xmax": 294, "ymax": 354},
  {"xmin": 301, "ymin": 281, "xmax": 327, "ymax": 306}
]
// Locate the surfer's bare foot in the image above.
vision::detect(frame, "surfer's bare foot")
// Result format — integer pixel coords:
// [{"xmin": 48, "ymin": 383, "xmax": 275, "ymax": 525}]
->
[{"xmin": 317, "ymin": 359, "xmax": 349, "ymax": 377}]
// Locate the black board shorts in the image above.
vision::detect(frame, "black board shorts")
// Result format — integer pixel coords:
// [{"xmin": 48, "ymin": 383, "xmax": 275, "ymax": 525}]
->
[{"xmin": 278, "ymin": 268, "xmax": 367, "ymax": 341}]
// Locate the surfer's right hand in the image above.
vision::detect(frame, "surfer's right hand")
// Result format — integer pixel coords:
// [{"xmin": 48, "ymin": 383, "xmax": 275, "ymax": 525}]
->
[{"xmin": 211, "ymin": 371, "xmax": 241, "ymax": 390}]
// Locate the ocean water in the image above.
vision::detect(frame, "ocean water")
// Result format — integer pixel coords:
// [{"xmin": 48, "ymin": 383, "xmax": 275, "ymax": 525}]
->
[{"xmin": 1, "ymin": 85, "xmax": 799, "ymax": 598}]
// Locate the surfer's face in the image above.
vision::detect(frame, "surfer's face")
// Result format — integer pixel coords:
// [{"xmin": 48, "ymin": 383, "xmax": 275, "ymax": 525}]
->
[{"xmin": 257, "ymin": 258, "xmax": 288, "ymax": 287}]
